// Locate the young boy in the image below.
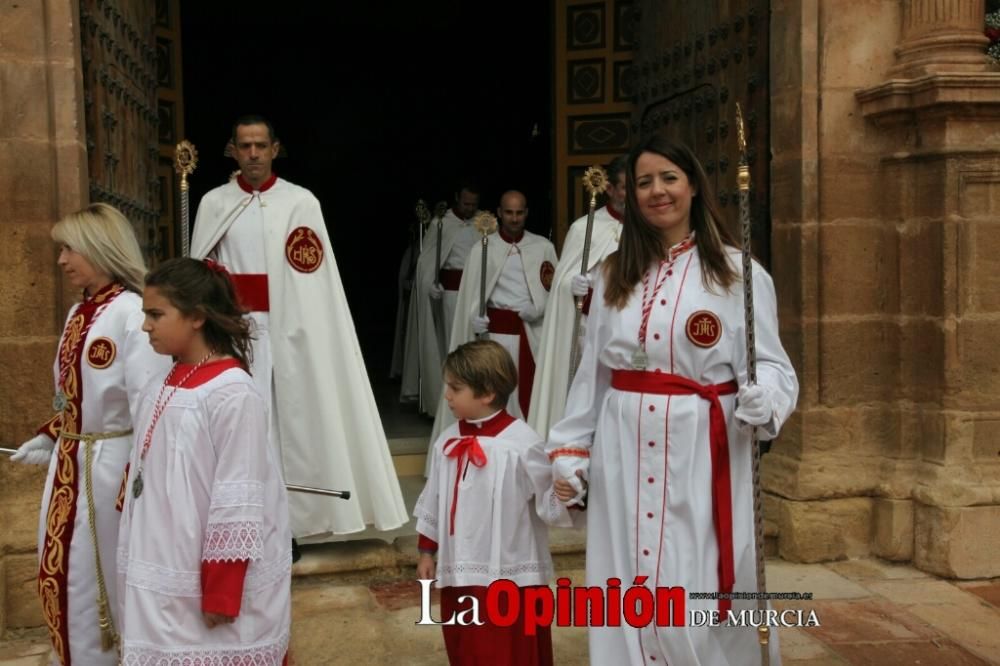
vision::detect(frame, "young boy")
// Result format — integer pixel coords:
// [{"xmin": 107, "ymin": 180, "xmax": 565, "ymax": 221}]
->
[{"xmin": 414, "ymin": 340, "xmax": 568, "ymax": 666}]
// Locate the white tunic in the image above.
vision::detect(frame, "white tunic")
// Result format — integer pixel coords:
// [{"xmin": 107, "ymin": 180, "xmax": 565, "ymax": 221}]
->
[
  {"xmin": 401, "ymin": 209, "xmax": 473, "ymax": 415},
  {"xmin": 548, "ymin": 247, "xmax": 798, "ymax": 665},
  {"xmin": 117, "ymin": 367, "xmax": 291, "ymax": 665},
  {"xmin": 429, "ymin": 231, "xmax": 558, "ymax": 443},
  {"xmin": 413, "ymin": 415, "xmax": 567, "ymax": 587},
  {"xmin": 191, "ymin": 177, "xmax": 408, "ymax": 537},
  {"xmin": 528, "ymin": 206, "xmax": 622, "ymax": 438},
  {"xmin": 36, "ymin": 289, "xmax": 169, "ymax": 666}
]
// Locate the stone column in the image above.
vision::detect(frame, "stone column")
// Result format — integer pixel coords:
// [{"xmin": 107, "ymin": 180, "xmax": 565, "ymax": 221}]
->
[
  {"xmin": 0, "ymin": 0, "xmax": 88, "ymax": 631},
  {"xmin": 854, "ymin": 0, "xmax": 1000, "ymax": 578},
  {"xmin": 766, "ymin": 0, "xmax": 1000, "ymax": 577}
]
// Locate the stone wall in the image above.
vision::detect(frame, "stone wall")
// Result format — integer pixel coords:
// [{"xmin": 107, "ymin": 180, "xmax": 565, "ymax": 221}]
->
[
  {"xmin": 768, "ymin": 0, "xmax": 1000, "ymax": 577},
  {"xmin": 0, "ymin": 0, "xmax": 87, "ymax": 632}
]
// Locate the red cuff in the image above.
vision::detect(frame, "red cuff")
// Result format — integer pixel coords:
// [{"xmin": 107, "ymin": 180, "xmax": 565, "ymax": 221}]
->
[
  {"xmin": 417, "ymin": 533, "xmax": 438, "ymax": 554},
  {"xmin": 37, "ymin": 414, "xmax": 61, "ymax": 442},
  {"xmin": 201, "ymin": 559, "xmax": 249, "ymax": 617}
]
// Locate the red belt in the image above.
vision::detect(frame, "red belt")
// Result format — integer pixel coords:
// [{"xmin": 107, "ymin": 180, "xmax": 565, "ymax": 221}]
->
[
  {"xmin": 230, "ymin": 274, "xmax": 269, "ymax": 312},
  {"xmin": 611, "ymin": 369, "xmax": 738, "ymax": 614},
  {"xmin": 439, "ymin": 269, "xmax": 463, "ymax": 291},
  {"xmin": 486, "ymin": 307, "xmax": 535, "ymax": 417}
]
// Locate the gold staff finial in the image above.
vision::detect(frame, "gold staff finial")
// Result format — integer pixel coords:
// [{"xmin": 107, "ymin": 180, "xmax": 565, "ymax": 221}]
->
[
  {"xmin": 736, "ymin": 104, "xmax": 750, "ymax": 192},
  {"xmin": 174, "ymin": 140, "xmax": 198, "ymax": 191},
  {"xmin": 582, "ymin": 165, "xmax": 609, "ymax": 198},
  {"xmin": 473, "ymin": 211, "xmax": 498, "ymax": 236},
  {"xmin": 415, "ymin": 199, "xmax": 430, "ymax": 225}
]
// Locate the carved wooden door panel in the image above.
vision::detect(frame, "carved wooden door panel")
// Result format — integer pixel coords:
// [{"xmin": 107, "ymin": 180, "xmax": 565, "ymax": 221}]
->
[
  {"xmin": 631, "ymin": 1, "xmax": 770, "ymax": 265},
  {"xmin": 79, "ymin": 0, "xmax": 184, "ymax": 263}
]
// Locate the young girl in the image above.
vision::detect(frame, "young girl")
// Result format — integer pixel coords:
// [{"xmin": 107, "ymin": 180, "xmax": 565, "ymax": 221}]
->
[
  {"xmin": 414, "ymin": 340, "xmax": 569, "ymax": 666},
  {"xmin": 116, "ymin": 257, "xmax": 292, "ymax": 665}
]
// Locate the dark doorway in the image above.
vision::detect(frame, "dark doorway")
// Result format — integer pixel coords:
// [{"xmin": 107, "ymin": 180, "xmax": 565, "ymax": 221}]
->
[{"xmin": 179, "ymin": 1, "xmax": 553, "ymax": 387}]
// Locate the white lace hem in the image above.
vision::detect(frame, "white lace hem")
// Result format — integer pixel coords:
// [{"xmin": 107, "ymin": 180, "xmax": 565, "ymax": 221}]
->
[
  {"xmin": 435, "ymin": 559, "xmax": 553, "ymax": 587},
  {"xmin": 121, "ymin": 631, "xmax": 288, "ymax": 666},
  {"xmin": 202, "ymin": 519, "xmax": 264, "ymax": 562}
]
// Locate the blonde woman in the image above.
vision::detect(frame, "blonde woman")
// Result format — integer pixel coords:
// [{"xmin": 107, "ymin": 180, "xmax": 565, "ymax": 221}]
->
[{"xmin": 10, "ymin": 203, "xmax": 170, "ymax": 665}]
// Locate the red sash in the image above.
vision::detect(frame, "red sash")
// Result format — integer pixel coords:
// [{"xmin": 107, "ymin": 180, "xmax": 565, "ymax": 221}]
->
[
  {"xmin": 230, "ymin": 274, "xmax": 269, "ymax": 312},
  {"xmin": 486, "ymin": 307, "xmax": 535, "ymax": 417},
  {"xmin": 611, "ymin": 369, "xmax": 738, "ymax": 614}
]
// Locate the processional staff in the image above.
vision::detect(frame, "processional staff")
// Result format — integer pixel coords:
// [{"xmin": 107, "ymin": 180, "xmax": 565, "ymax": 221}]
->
[
  {"xmin": 472, "ymin": 211, "xmax": 498, "ymax": 340},
  {"xmin": 174, "ymin": 140, "xmax": 198, "ymax": 257},
  {"xmin": 735, "ymin": 103, "xmax": 771, "ymax": 665},
  {"xmin": 568, "ymin": 165, "xmax": 610, "ymax": 389},
  {"xmin": 433, "ymin": 201, "xmax": 448, "ymax": 288}
]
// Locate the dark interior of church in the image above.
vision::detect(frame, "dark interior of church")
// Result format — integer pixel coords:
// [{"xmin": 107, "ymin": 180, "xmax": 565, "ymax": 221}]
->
[{"xmin": 180, "ymin": 1, "xmax": 553, "ymax": 383}]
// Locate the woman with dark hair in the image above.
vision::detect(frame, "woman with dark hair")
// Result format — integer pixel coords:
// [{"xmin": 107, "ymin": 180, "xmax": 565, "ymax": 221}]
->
[{"xmin": 548, "ymin": 136, "xmax": 798, "ymax": 664}]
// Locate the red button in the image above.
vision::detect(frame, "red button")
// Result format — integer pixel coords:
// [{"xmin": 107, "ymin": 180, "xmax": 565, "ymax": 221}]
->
[
  {"xmin": 647, "ymin": 476, "xmax": 654, "ymax": 484},
  {"xmin": 647, "ymin": 512, "xmax": 654, "ymax": 518},
  {"xmin": 643, "ymin": 549, "xmax": 650, "ymax": 556},
  {"xmin": 650, "ymin": 657, "xmax": 657, "ymax": 662},
  {"xmin": 648, "ymin": 440, "xmax": 655, "ymax": 447},
  {"xmin": 660, "ymin": 299, "xmax": 666, "ymax": 305},
  {"xmin": 648, "ymin": 405, "xmax": 655, "ymax": 412},
  {"xmin": 667, "ymin": 270, "xmax": 673, "ymax": 276},
  {"xmin": 653, "ymin": 333, "xmax": 660, "ymax": 340}
]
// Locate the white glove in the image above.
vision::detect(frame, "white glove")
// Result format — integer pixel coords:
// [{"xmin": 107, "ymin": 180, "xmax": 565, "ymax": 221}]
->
[
  {"xmin": 552, "ymin": 454, "xmax": 589, "ymax": 507},
  {"xmin": 518, "ymin": 302, "xmax": 544, "ymax": 323},
  {"xmin": 471, "ymin": 314, "xmax": 490, "ymax": 334},
  {"xmin": 734, "ymin": 384, "xmax": 772, "ymax": 427},
  {"xmin": 10, "ymin": 434, "xmax": 55, "ymax": 466},
  {"xmin": 570, "ymin": 273, "xmax": 591, "ymax": 298},
  {"xmin": 429, "ymin": 283, "xmax": 445, "ymax": 300}
]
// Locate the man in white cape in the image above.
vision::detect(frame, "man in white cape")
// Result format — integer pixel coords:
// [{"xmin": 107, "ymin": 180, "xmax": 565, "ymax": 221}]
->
[
  {"xmin": 528, "ymin": 156, "xmax": 627, "ymax": 438},
  {"xmin": 191, "ymin": 114, "xmax": 407, "ymax": 538},
  {"xmin": 399, "ymin": 186, "xmax": 480, "ymax": 415},
  {"xmin": 429, "ymin": 190, "xmax": 558, "ymax": 443}
]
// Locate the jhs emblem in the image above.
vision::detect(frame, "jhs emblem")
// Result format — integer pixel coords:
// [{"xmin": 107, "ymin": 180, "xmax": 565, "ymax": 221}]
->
[
  {"xmin": 540, "ymin": 261, "xmax": 555, "ymax": 292},
  {"xmin": 86, "ymin": 337, "xmax": 117, "ymax": 369},
  {"xmin": 285, "ymin": 227, "xmax": 324, "ymax": 273},
  {"xmin": 685, "ymin": 311, "xmax": 722, "ymax": 348}
]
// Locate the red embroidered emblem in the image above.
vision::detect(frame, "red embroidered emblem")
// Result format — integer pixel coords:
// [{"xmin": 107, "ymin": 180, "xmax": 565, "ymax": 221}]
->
[
  {"xmin": 86, "ymin": 337, "xmax": 117, "ymax": 369},
  {"xmin": 686, "ymin": 311, "xmax": 722, "ymax": 348},
  {"xmin": 285, "ymin": 227, "xmax": 324, "ymax": 273},
  {"xmin": 540, "ymin": 261, "xmax": 555, "ymax": 292}
]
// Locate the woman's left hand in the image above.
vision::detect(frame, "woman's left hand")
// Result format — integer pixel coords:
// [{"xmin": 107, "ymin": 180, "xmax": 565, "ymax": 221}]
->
[{"xmin": 734, "ymin": 384, "xmax": 772, "ymax": 426}]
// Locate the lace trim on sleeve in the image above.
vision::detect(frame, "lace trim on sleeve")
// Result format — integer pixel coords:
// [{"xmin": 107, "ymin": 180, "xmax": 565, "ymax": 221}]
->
[
  {"xmin": 209, "ymin": 480, "xmax": 265, "ymax": 511},
  {"xmin": 203, "ymin": 519, "xmax": 264, "ymax": 562}
]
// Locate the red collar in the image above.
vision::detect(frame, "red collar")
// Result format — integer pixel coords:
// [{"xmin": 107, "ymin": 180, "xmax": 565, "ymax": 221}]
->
[
  {"xmin": 498, "ymin": 227, "xmax": 524, "ymax": 244},
  {"xmin": 668, "ymin": 233, "xmax": 697, "ymax": 262},
  {"xmin": 167, "ymin": 358, "xmax": 243, "ymax": 388},
  {"xmin": 605, "ymin": 204, "xmax": 624, "ymax": 223},
  {"xmin": 458, "ymin": 410, "xmax": 515, "ymax": 437},
  {"xmin": 83, "ymin": 281, "xmax": 125, "ymax": 305},
  {"xmin": 237, "ymin": 172, "xmax": 277, "ymax": 193}
]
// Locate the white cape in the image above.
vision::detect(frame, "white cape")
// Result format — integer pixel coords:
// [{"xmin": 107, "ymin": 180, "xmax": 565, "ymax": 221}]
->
[
  {"xmin": 191, "ymin": 178, "xmax": 407, "ymax": 536},
  {"xmin": 400, "ymin": 209, "xmax": 467, "ymax": 415},
  {"xmin": 527, "ymin": 206, "xmax": 621, "ymax": 438},
  {"xmin": 429, "ymin": 230, "xmax": 557, "ymax": 444}
]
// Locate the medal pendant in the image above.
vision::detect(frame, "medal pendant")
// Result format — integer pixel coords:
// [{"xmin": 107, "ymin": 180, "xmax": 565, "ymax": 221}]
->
[
  {"xmin": 631, "ymin": 349, "xmax": 648, "ymax": 370},
  {"xmin": 52, "ymin": 392, "xmax": 67, "ymax": 412},
  {"xmin": 132, "ymin": 471, "xmax": 144, "ymax": 499}
]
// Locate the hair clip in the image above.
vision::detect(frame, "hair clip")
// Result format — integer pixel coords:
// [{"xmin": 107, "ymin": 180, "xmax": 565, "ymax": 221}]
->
[{"xmin": 203, "ymin": 258, "xmax": 231, "ymax": 277}]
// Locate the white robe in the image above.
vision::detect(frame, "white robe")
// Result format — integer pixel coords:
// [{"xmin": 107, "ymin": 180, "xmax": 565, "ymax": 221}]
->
[
  {"xmin": 191, "ymin": 177, "xmax": 408, "ymax": 537},
  {"xmin": 391, "ymin": 244, "xmax": 415, "ymax": 378},
  {"xmin": 36, "ymin": 289, "xmax": 169, "ymax": 666},
  {"xmin": 548, "ymin": 247, "xmax": 798, "ymax": 665},
  {"xmin": 528, "ymin": 205, "xmax": 621, "ymax": 439},
  {"xmin": 413, "ymin": 415, "xmax": 568, "ymax": 588},
  {"xmin": 429, "ymin": 230, "xmax": 558, "ymax": 444},
  {"xmin": 400, "ymin": 209, "xmax": 474, "ymax": 415},
  {"xmin": 117, "ymin": 367, "xmax": 291, "ymax": 665}
]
